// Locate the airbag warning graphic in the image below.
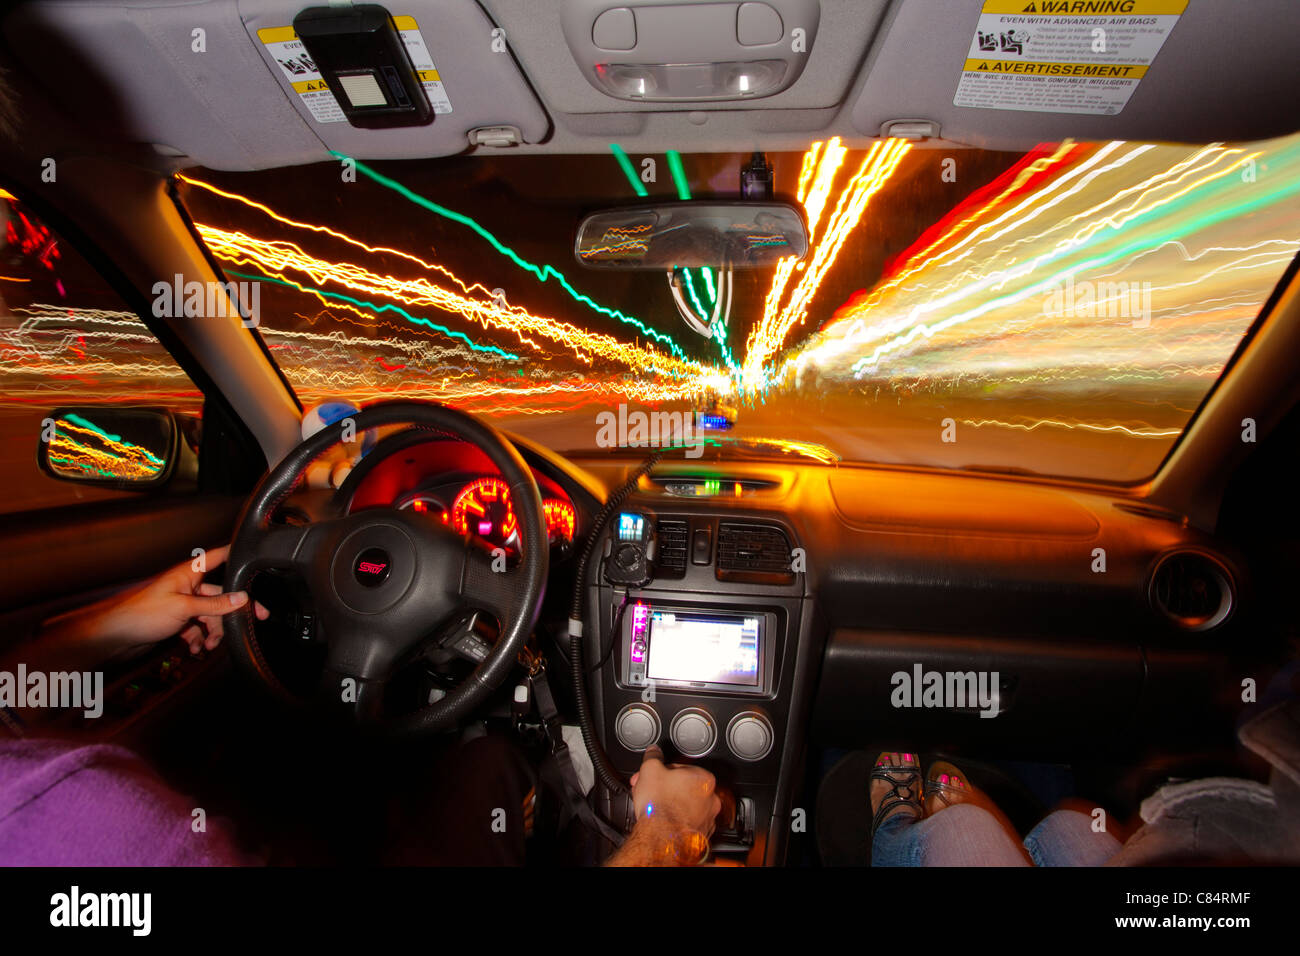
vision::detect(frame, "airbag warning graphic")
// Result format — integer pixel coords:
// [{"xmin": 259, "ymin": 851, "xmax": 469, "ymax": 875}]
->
[{"xmin": 954, "ymin": 0, "xmax": 1186, "ymax": 115}]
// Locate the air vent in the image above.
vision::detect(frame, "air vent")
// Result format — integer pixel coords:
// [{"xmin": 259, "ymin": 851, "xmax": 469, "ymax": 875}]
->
[
  {"xmin": 1149, "ymin": 551, "xmax": 1234, "ymax": 631},
  {"xmin": 655, "ymin": 519, "xmax": 688, "ymax": 575},
  {"xmin": 717, "ymin": 522, "xmax": 794, "ymax": 580}
]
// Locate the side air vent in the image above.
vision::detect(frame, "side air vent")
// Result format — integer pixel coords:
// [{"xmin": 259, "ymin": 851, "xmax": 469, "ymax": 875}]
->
[
  {"xmin": 655, "ymin": 520, "xmax": 689, "ymax": 575},
  {"xmin": 717, "ymin": 522, "xmax": 794, "ymax": 582},
  {"xmin": 1149, "ymin": 551, "xmax": 1234, "ymax": 631}
]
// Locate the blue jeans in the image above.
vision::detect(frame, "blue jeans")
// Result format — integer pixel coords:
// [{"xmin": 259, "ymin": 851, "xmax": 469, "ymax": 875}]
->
[{"xmin": 872, "ymin": 805, "xmax": 1121, "ymax": 866}]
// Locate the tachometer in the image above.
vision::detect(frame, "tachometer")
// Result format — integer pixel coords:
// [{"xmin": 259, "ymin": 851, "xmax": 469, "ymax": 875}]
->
[{"xmin": 451, "ymin": 477, "xmax": 518, "ymax": 550}]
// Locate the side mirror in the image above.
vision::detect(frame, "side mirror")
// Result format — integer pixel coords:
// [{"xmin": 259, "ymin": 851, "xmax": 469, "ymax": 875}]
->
[
  {"xmin": 574, "ymin": 201, "xmax": 808, "ymax": 270},
  {"xmin": 36, "ymin": 406, "xmax": 181, "ymax": 490}
]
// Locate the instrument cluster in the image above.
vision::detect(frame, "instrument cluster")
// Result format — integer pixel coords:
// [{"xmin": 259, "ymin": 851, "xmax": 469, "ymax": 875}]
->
[{"xmin": 394, "ymin": 475, "xmax": 576, "ymax": 552}]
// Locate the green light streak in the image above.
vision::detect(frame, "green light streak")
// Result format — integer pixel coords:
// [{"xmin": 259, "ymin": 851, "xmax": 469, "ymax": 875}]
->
[
  {"xmin": 682, "ymin": 269, "xmax": 710, "ymax": 322},
  {"xmin": 227, "ymin": 271, "xmax": 521, "ymax": 360},
  {"xmin": 699, "ymin": 266, "xmax": 716, "ymax": 301},
  {"xmin": 610, "ymin": 144, "xmax": 648, "ymax": 197},
  {"xmin": 666, "ymin": 150, "xmax": 691, "ymax": 201},
  {"xmin": 331, "ymin": 151, "xmax": 687, "ymax": 358}
]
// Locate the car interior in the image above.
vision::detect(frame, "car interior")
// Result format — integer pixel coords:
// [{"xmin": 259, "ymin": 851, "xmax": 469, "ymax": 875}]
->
[{"xmin": 1, "ymin": 0, "xmax": 1298, "ymax": 868}]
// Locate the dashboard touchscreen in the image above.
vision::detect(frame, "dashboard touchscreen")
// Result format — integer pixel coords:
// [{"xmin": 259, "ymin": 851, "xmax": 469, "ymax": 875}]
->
[{"xmin": 645, "ymin": 611, "xmax": 761, "ymax": 687}]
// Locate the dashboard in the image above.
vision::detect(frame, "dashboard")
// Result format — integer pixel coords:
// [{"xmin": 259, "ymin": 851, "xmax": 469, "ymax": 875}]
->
[
  {"xmin": 341, "ymin": 432, "xmax": 583, "ymax": 554},
  {"xmin": 268, "ymin": 430, "xmax": 1259, "ymax": 865}
]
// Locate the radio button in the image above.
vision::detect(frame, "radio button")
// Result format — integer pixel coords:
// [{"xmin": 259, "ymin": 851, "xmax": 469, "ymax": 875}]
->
[
  {"xmin": 670, "ymin": 707, "xmax": 717, "ymax": 758},
  {"xmin": 727, "ymin": 711, "xmax": 774, "ymax": 762},
  {"xmin": 614, "ymin": 703, "xmax": 660, "ymax": 752}
]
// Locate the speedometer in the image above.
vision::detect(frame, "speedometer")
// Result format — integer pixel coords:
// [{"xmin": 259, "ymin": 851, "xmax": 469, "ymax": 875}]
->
[
  {"xmin": 451, "ymin": 477, "xmax": 518, "ymax": 550},
  {"xmin": 450, "ymin": 476, "xmax": 577, "ymax": 549}
]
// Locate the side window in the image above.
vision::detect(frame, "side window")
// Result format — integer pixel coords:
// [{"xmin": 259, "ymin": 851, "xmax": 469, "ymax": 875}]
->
[{"xmin": 0, "ymin": 188, "xmax": 203, "ymax": 515}]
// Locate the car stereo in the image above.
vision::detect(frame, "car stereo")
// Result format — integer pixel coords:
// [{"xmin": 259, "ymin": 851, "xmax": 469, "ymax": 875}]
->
[{"xmin": 622, "ymin": 603, "xmax": 775, "ymax": 696}]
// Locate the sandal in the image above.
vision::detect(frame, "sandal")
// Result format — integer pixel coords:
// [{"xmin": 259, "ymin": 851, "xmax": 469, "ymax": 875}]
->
[
  {"xmin": 925, "ymin": 759, "xmax": 976, "ymax": 815},
  {"xmin": 870, "ymin": 752, "xmax": 923, "ymax": 835}
]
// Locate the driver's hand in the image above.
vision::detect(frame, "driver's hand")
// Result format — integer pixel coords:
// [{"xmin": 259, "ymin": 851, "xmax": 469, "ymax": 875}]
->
[
  {"xmin": 629, "ymin": 744, "xmax": 723, "ymax": 837},
  {"xmin": 604, "ymin": 745, "xmax": 723, "ymax": 865},
  {"xmin": 94, "ymin": 544, "xmax": 270, "ymax": 655},
  {"xmin": 12, "ymin": 545, "xmax": 270, "ymax": 676},
  {"xmin": 39, "ymin": 543, "xmax": 270, "ymax": 663}
]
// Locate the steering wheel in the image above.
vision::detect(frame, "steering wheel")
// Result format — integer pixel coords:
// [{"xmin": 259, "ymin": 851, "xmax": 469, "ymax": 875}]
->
[{"xmin": 222, "ymin": 400, "xmax": 549, "ymax": 733}]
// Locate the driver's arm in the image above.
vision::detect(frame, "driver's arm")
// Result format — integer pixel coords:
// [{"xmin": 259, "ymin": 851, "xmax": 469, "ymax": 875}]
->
[
  {"xmin": 3, "ymin": 544, "xmax": 268, "ymax": 676},
  {"xmin": 605, "ymin": 745, "xmax": 723, "ymax": 867}
]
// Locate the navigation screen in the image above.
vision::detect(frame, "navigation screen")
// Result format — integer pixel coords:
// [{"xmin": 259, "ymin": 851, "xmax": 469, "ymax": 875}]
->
[
  {"xmin": 617, "ymin": 513, "xmax": 644, "ymax": 542},
  {"xmin": 645, "ymin": 611, "xmax": 761, "ymax": 687}
]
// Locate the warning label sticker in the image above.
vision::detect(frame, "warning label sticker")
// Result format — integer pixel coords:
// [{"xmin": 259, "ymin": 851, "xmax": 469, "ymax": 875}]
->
[
  {"xmin": 954, "ymin": 0, "xmax": 1186, "ymax": 115},
  {"xmin": 258, "ymin": 15, "xmax": 452, "ymax": 125}
]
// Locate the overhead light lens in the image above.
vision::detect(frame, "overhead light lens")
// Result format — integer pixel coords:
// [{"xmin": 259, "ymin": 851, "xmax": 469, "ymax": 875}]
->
[
  {"xmin": 718, "ymin": 60, "xmax": 786, "ymax": 97},
  {"xmin": 598, "ymin": 64, "xmax": 660, "ymax": 98},
  {"xmin": 594, "ymin": 59, "xmax": 787, "ymax": 101}
]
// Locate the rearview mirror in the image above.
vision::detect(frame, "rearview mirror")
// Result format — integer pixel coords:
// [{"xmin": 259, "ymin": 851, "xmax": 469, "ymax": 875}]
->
[
  {"xmin": 36, "ymin": 406, "xmax": 180, "ymax": 489},
  {"xmin": 574, "ymin": 201, "xmax": 808, "ymax": 270}
]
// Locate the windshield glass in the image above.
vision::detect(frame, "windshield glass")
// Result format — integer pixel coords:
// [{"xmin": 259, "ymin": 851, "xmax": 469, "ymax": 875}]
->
[{"xmin": 177, "ymin": 132, "xmax": 1300, "ymax": 482}]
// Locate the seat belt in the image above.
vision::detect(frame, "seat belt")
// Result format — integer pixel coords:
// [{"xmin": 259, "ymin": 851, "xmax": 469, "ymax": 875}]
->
[{"xmin": 523, "ymin": 650, "xmax": 626, "ymax": 848}]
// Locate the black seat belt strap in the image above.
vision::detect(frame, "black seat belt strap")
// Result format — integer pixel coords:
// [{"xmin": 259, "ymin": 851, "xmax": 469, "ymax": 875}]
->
[{"xmin": 528, "ymin": 661, "xmax": 626, "ymax": 847}]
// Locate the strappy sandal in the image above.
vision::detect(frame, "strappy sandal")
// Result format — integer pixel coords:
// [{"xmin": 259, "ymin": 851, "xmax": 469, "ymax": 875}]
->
[
  {"xmin": 925, "ymin": 759, "xmax": 976, "ymax": 815},
  {"xmin": 870, "ymin": 752, "xmax": 923, "ymax": 835}
]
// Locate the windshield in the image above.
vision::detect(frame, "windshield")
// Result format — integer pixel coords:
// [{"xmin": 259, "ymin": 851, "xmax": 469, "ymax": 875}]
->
[{"xmin": 177, "ymin": 132, "xmax": 1300, "ymax": 482}]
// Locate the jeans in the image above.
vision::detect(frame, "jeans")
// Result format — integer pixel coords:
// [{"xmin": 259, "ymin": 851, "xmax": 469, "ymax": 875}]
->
[{"xmin": 872, "ymin": 805, "xmax": 1121, "ymax": 866}]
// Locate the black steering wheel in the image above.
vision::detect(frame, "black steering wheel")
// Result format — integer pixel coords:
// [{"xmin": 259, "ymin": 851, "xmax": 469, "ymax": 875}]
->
[{"xmin": 222, "ymin": 400, "xmax": 549, "ymax": 733}]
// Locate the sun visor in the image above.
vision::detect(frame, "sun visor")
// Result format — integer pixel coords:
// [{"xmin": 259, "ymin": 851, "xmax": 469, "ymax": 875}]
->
[
  {"xmin": 4, "ymin": 0, "xmax": 549, "ymax": 170},
  {"xmin": 4, "ymin": 0, "xmax": 323, "ymax": 170},
  {"xmin": 852, "ymin": 0, "xmax": 1300, "ymax": 149},
  {"xmin": 243, "ymin": 0, "xmax": 549, "ymax": 161}
]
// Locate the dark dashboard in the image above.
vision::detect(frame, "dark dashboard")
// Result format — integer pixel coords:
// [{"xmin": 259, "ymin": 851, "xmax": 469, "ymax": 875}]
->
[{"xmin": 257, "ymin": 430, "xmax": 1258, "ymax": 865}]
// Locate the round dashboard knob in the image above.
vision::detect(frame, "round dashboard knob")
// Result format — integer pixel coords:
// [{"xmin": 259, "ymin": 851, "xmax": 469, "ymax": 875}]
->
[
  {"xmin": 669, "ymin": 707, "xmax": 717, "ymax": 758},
  {"xmin": 726, "ymin": 711, "xmax": 774, "ymax": 762},
  {"xmin": 614, "ymin": 703, "xmax": 660, "ymax": 752}
]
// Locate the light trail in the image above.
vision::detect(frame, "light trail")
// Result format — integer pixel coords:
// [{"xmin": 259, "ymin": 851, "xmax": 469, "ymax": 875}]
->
[
  {"xmin": 960, "ymin": 417, "xmax": 1183, "ymax": 438},
  {"xmin": 330, "ymin": 152, "xmax": 691, "ymax": 358},
  {"xmin": 743, "ymin": 137, "xmax": 911, "ymax": 387},
  {"xmin": 198, "ymin": 225, "xmax": 714, "ymax": 381}
]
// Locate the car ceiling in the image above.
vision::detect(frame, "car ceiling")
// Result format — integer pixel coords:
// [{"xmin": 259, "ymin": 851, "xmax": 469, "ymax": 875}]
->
[{"xmin": 3, "ymin": 0, "xmax": 1299, "ymax": 173}]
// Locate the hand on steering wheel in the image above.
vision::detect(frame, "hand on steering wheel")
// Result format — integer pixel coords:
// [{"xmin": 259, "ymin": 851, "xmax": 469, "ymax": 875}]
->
[{"xmin": 222, "ymin": 401, "xmax": 549, "ymax": 732}]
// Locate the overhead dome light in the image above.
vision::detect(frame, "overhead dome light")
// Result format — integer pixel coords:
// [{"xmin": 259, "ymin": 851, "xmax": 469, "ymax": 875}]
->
[
  {"xmin": 720, "ymin": 60, "xmax": 786, "ymax": 97},
  {"xmin": 596, "ymin": 63, "xmax": 659, "ymax": 98},
  {"xmin": 563, "ymin": 1, "xmax": 819, "ymax": 102},
  {"xmin": 594, "ymin": 59, "xmax": 785, "ymax": 100}
]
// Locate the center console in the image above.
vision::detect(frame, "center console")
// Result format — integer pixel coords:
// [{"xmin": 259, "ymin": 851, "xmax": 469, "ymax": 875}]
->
[{"xmin": 583, "ymin": 503, "xmax": 816, "ymax": 865}]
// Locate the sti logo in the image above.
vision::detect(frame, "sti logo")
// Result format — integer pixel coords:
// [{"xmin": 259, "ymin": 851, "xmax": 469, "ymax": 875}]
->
[{"xmin": 354, "ymin": 548, "xmax": 392, "ymax": 587}]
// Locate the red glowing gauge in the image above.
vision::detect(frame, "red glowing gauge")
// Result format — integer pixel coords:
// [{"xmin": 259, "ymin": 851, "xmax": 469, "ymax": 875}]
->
[
  {"xmin": 543, "ymin": 498, "xmax": 576, "ymax": 542},
  {"xmin": 451, "ymin": 477, "xmax": 518, "ymax": 549},
  {"xmin": 451, "ymin": 477, "xmax": 576, "ymax": 549}
]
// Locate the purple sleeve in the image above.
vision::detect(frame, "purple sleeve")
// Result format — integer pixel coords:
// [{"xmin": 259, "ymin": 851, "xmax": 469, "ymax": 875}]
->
[{"xmin": 0, "ymin": 738, "xmax": 261, "ymax": 866}]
